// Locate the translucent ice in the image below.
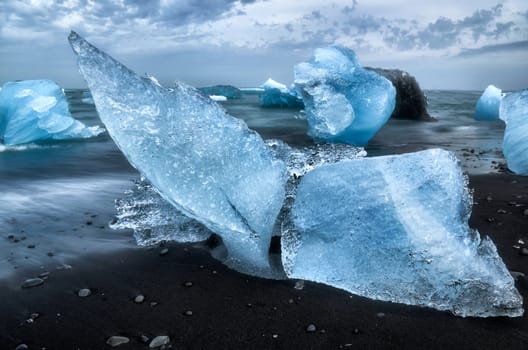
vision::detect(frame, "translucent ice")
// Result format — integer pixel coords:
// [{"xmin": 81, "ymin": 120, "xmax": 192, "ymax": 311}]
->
[
  {"xmin": 81, "ymin": 90, "xmax": 95, "ymax": 105},
  {"xmin": 69, "ymin": 31, "xmax": 286, "ymax": 277},
  {"xmin": 0, "ymin": 80, "xmax": 104, "ymax": 145},
  {"xmin": 259, "ymin": 78, "xmax": 303, "ymax": 108},
  {"xmin": 294, "ymin": 46, "xmax": 396, "ymax": 146},
  {"xmin": 475, "ymin": 85, "xmax": 502, "ymax": 121},
  {"xmin": 500, "ymin": 89, "xmax": 528, "ymax": 175},
  {"xmin": 282, "ymin": 149, "xmax": 523, "ymax": 317},
  {"xmin": 110, "ymin": 179, "xmax": 212, "ymax": 246}
]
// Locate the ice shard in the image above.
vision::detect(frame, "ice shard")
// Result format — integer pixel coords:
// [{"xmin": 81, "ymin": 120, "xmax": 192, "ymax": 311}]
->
[
  {"xmin": 475, "ymin": 85, "xmax": 502, "ymax": 121},
  {"xmin": 282, "ymin": 149, "xmax": 523, "ymax": 317},
  {"xmin": 68, "ymin": 31, "xmax": 286, "ymax": 277},
  {"xmin": 294, "ymin": 46, "xmax": 396, "ymax": 146},
  {"xmin": 500, "ymin": 89, "xmax": 528, "ymax": 175},
  {"xmin": 0, "ymin": 79, "xmax": 104, "ymax": 145}
]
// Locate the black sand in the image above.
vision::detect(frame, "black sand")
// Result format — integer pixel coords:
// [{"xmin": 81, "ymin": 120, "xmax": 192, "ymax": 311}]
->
[{"xmin": 1, "ymin": 173, "xmax": 527, "ymax": 349}]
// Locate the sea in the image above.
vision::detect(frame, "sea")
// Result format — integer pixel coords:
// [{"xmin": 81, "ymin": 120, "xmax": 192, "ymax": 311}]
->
[{"xmin": 0, "ymin": 89, "xmax": 506, "ymax": 279}]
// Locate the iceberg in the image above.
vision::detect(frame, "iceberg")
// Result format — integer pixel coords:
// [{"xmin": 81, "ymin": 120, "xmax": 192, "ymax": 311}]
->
[
  {"xmin": 199, "ymin": 85, "xmax": 242, "ymax": 99},
  {"xmin": 260, "ymin": 78, "xmax": 289, "ymax": 92},
  {"xmin": 500, "ymin": 89, "xmax": 528, "ymax": 175},
  {"xmin": 68, "ymin": 31, "xmax": 286, "ymax": 278},
  {"xmin": 294, "ymin": 46, "xmax": 396, "ymax": 146},
  {"xmin": 475, "ymin": 85, "xmax": 502, "ymax": 121},
  {"xmin": 259, "ymin": 78, "xmax": 304, "ymax": 109},
  {"xmin": 0, "ymin": 79, "xmax": 104, "ymax": 145},
  {"xmin": 282, "ymin": 149, "xmax": 523, "ymax": 317}
]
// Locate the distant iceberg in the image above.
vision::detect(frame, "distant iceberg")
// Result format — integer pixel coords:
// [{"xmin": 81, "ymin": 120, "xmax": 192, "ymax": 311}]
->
[
  {"xmin": 475, "ymin": 85, "xmax": 502, "ymax": 121},
  {"xmin": 282, "ymin": 149, "xmax": 523, "ymax": 317},
  {"xmin": 259, "ymin": 78, "xmax": 304, "ymax": 108},
  {"xmin": 500, "ymin": 88, "xmax": 528, "ymax": 175},
  {"xmin": 81, "ymin": 90, "xmax": 94, "ymax": 105},
  {"xmin": 69, "ymin": 31, "xmax": 287, "ymax": 278},
  {"xmin": 0, "ymin": 79, "xmax": 104, "ymax": 145},
  {"xmin": 199, "ymin": 85, "xmax": 242, "ymax": 99},
  {"xmin": 295, "ymin": 46, "xmax": 396, "ymax": 146},
  {"xmin": 209, "ymin": 95, "xmax": 227, "ymax": 102}
]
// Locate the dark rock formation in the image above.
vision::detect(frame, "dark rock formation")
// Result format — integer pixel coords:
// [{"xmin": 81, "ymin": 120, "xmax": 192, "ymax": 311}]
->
[{"xmin": 367, "ymin": 68, "xmax": 434, "ymax": 121}]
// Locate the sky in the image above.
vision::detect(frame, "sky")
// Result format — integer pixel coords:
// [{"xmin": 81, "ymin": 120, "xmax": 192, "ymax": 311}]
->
[{"xmin": 0, "ymin": 0, "xmax": 527, "ymax": 90}]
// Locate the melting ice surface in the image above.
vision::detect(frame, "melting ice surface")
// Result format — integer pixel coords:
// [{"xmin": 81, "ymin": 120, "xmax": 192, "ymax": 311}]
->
[
  {"xmin": 282, "ymin": 149, "xmax": 523, "ymax": 317},
  {"xmin": 0, "ymin": 80, "xmax": 103, "ymax": 145},
  {"xmin": 500, "ymin": 89, "xmax": 528, "ymax": 175},
  {"xmin": 69, "ymin": 31, "xmax": 286, "ymax": 278},
  {"xmin": 112, "ymin": 141, "xmax": 366, "ymax": 251},
  {"xmin": 475, "ymin": 85, "xmax": 502, "ymax": 121},
  {"xmin": 294, "ymin": 46, "xmax": 396, "ymax": 146}
]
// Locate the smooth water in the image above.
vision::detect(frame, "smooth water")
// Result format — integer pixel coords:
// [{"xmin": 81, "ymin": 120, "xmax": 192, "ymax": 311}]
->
[{"xmin": 0, "ymin": 89, "xmax": 506, "ymax": 278}]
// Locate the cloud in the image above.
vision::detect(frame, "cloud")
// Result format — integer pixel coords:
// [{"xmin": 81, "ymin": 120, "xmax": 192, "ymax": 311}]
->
[{"xmin": 456, "ymin": 40, "xmax": 528, "ymax": 57}]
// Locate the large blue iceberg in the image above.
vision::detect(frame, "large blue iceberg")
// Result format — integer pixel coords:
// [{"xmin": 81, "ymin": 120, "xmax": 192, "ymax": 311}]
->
[
  {"xmin": 0, "ymin": 79, "xmax": 104, "ymax": 145},
  {"xmin": 475, "ymin": 85, "xmax": 502, "ymax": 121},
  {"xmin": 259, "ymin": 78, "xmax": 304, "ymax": 109},
  {"xmin": 500, "ymin": 89, "xmax": 528, "ymax": 175},
  {"xmin": 69, "ymin": 32, "xmax": 286, "ymax": 278},
  {"xmin": 282, "ymin": 149, "xmax": 523, "ymax": 317},
  {"xmin": 294, "ymin": 46, "xmax": 396, "ymax": 146}
]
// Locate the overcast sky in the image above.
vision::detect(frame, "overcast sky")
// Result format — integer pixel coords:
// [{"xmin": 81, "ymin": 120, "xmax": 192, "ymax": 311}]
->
[{"xmin": 1, "ymin": 0, "xmax": 527, "ymax": 90}]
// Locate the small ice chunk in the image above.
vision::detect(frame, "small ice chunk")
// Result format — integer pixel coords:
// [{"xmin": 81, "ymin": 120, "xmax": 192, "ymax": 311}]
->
[
  {"xmin": 282, "ymin": 149, "xmax": 523, "ymax": 317},
  {"xmin": 69, "ymin": 31, "xmax": 286, "ymax": 278},
  {"xmin": 0, "ymin": 80, "xmax": 104, "ymax": 145},
  {"xmin": 209, "ymin": 95, "xmax": 227, "ymax": 102},
  {"xmin": 294, "ymin": 46, "xmax": 396, "ymax": 146},
  {"xmin": 260, "ymin": 78, "xmax": 288, "ymax": 92},
  {"xmin": 500, "ymin": 88, "xmax": 528, "ymax": 175},
  {"xmin": 199, "ymin": 85, "xmax": 242, "ymax": 99},
  {"xmin": 475, "ymin": 85, "xmax": 502, "ymax": 121}
]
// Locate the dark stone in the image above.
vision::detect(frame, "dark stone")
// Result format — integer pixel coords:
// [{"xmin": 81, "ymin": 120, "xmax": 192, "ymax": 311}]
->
[{"xmin": 366, "ymin": 67, "xmax": 434, "ymax": 121}]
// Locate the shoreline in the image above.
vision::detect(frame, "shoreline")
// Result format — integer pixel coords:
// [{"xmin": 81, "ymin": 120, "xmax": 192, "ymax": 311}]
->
[{"xmin": 1, "ymin": 172, "xmax": 527, "ymax": 349}]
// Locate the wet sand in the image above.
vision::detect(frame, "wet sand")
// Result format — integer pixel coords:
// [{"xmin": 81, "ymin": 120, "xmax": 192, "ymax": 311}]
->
[{"xmin": 1, "ymin": 173, "xmax": 527, "ymax": 349}]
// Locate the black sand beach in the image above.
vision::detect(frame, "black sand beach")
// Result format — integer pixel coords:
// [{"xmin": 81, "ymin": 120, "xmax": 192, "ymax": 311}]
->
[{"xmin": 1, "ymin": 173, "xmax": 527, "ymax": 350}]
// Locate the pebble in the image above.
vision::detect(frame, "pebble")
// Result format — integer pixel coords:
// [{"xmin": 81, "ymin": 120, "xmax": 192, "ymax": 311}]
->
[
  {"xmin": 106, "ymin": 336, "xmax": 130, "ymax": 347},
  {"xmin": 15, "ymin": 344, "xmax": 28, "ymax": 350},
  {"xmin": 376, "ymin": 312, "xmax": 385, "ymax": 318},
  {"xmin": 21, "ymin": 277, "xmax": 44, "ymax": 288},
  {"xmin": 184, "ymin": 310, "xmax": 193, "ymax": 316},
  {"xmin": 524, "ymin": 209, "xmax": 528, "ymax": 216},
  {"xmin": 521, "ymin": 248, "xmax": 528, "ymax": 256},
  {"xmin": 78, "ymin": 288, "xmax": 92, "ymax": 297},
  {"xmin": 140, "ymin": 335, "xmax": 150, "ymax": 343},
  {"xmin": 149, "ymin": 335, "xmax": 170, "ymax": 348},
  {"xmin": 306, "ymin": 324, "xmax": 317, "ymax": 333},
  {"xmin": 184, "ymin": 281, "xmax": 193, "ymax": 287},
  {"xmin": 159, "ymin": 248, "xmax": 169, "ymax": 256},
  {"xmin": 134, "ymin": 294, "xmax": 145, "ymax": 303},
  {"xmin": 294, "ymin": 280, "xmax": 305, "ymax": 290},
  {"xmin": 150, "ymin": 301, "xmax": 158, "ymax": 307},
  {"xmin": 27, "ymin": 244, "xmax": 35, "ymax": 249},
  {"xmin": 38, "ymin": 271, "xmax": 50, "ymax": 278}
]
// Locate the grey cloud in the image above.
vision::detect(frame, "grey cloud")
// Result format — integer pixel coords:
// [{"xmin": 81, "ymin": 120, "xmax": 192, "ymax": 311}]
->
[
  {"xmin": 456, "ymin": 40, "xmax": 528, "ymax": 57},
  {"xmin": 383, "ymin": 4, "xmax": 516, "ymax": 50}
]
